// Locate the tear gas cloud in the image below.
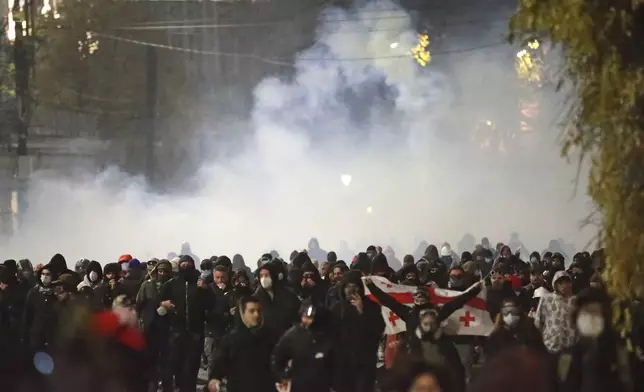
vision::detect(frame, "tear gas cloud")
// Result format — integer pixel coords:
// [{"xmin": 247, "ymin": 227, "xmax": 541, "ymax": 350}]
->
[{"xmin": 3, "ymin": 0, "xmax": 595, "ymax": 264}]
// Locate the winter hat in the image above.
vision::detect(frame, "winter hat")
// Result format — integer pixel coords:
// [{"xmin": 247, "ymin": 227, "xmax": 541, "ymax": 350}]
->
[
  {"xmin": 461, "ymin": 261, "xmax": 478, "ymax": 276},
  {"xmin": 200, "ymin": 258, "xmax": 213, "ymax": 271},
  {"xmin": 403, "ymin": 254, "xmax": 415, "ymax": 265},
  {"xmin": 103, "ymin": 262, "xmax": 121, "ymax": 277},
  {"xmin": 214, "ymin": 255, "xmax": 232, "ymax": 270},
  {"xmin": 0, "ymin": 265, "xmax": 12, "ymax": 284},
  {"xmin": 118, "ymin": 254, "xmax": 133, "ymax": 264},
  {"xmin": 3, "ymin": 259, "xmax": 18, "ymax": 275},
  {"xmin": 127, "ymin": 258, "xmax": 142, "ymax": 271},
  {"xmin": 56, "ymin": 273, "xmax": 78, "ymax": 293},
  {"xmin": 440, "ymin": 246, "xmax": 451, "ymax": 257},
  {"xmin": 289, "ymin": 250, "xmax": 299, "ymax": 262},
  {"xmin": 461, "ymin": 251, "xmax": 473, "ymax": 263}
]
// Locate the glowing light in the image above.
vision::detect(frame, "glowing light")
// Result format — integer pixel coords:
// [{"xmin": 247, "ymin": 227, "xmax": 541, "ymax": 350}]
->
[
  {"xmin": 485, "ymin": 120, "xmax": 493, "ymax": 127},
  {"xmin": 528, "ymin": 39, "xmax": 540, "ymax": 50},
  {"xmin": 516, "ymin": 49, "xmax": 527, "ymax": 58},
  {"xmin": 411, "ymin": 33, "xmax": 431, "ymax": 67},
  {"xmin": 390, "ymin": 42, "xmax": 399, "ymax": 49},
  {"xmin": 41, "ymin": 0, "xmax": 51, "ymax": 15},
  {"xmin": 340, "ymin": 174, "xmax": 352, "ymax": 187},
  {"xmin": 366, "ymin": 206, "xmax": 373, "ymax": 214},
  {"xmin": 6, "ymin": 0, "xmax": 16, "ymax": 42}
]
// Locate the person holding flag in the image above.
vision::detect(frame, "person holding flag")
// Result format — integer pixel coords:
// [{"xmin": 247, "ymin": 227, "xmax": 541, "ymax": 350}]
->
[{"xmin": 364, "ymin": 277, "xmax": 484, "ymax": 392}]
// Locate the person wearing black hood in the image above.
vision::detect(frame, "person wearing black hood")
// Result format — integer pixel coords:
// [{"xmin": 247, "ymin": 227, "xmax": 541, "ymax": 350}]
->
[
  {"xmin": 94, "ymin": 262, "xmax": 124, "ymax": 310},
  {"xmin": 136, "ymin": 259, "xmax": 173, "ymax": 392},
  {"xmin": 416, "ymin": 251, "xmax": 448, "ymax": 288},
  {"xmin": 159, "ymin": 254, "xmax": 215, "ymax": 392},
  {"xmin": 255, "ymin": 258, "xmax": 301, "ymax": 338},
  {"xmin": 48, "ymin": 253, "xmax": 81, "ymax": 287},
  {"xmin": 120, "ymin": 258, "xmax": 146, "ymax": 299},
  {"xmin": 298, "ymin": 260, "xmax": 328, "ymax": 308},
  {"xmin": 396, "ymin": 263, "xmax": 421, "ymax": 286},
  {"xmin": 77, "ymin": 260, "xmax": 103, "ymax": 292},
  {"xmin": 272, "ymin": 301, "xmax": 335, "ymax": 392},
  {"xmin": 558, "ymin": 288, "xmax": 635, "ymax": 392},
  {"xmin": 232, "ymin": 253, "xmax": 253, "ymax": 281},
  {"xmin": 17, "ymin": 259, "xmax": 36, "ymax": 287},
  {"xmin": 208, "ymin": 296, "xmax": 276, "ymax": 392},
  {"xmin": 330, "ymin": 270, "xmax": 385, "ymax": 392},
  {"xmin": 0, "ymin": 264, "xmax": 26, "ymax": 341},
  {"xmin": 21, "ymin": 263, "xmax": 60, "ymax": 353}
]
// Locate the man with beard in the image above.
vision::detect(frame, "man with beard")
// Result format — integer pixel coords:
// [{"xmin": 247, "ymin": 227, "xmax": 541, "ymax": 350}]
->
[
  {"xmin": 136, "ymin": 259, "xmax": 173, "ymax": 392},
  {"xmin": 208, "ymin": 296, "xmax": 276, "ymax": 392},
  {"xmin": 159, "ymin": 255, "xmax": 215, "ymax": 392},
  {"xmin": 272, "ymin": 301, "xmax": 335, "ymax": 392},
  {"xmin": 325, "ymin": 262, "xmax": 348, "ymax": 308}
]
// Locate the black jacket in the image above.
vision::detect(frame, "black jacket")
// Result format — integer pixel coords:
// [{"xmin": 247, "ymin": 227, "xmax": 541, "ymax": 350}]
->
[
  {"xmin": 255, "ymin": 285, "xmax": 300, "ymax": 338},
  {"xmin": 210, "ymin": 322, "xmax": 277, "ymax": 392},
  {"xmin": 21, "ymin": 285, "xmax": 60, "ymax": 351},
  {"xmin": 484, "ymin": 321, "xmax": 546, "ymax": 360},
  {"xmin": 272, "ymin": 323, "xmax": 334, "ymax": 392},
  {"xmin": 160, "ymin": 272, "xmax": 215, "ymax": 335}
]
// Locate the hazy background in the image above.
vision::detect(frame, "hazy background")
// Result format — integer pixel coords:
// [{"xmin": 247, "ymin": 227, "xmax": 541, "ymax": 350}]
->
[{"xmin": 1, "ymin": 0, "xmax": 595, "ymax": 264}]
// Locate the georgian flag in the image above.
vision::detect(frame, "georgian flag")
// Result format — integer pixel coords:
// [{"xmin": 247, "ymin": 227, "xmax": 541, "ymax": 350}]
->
[{"xmin": 362, "ymin": 276, "xmax": 493, "ymax": 336}]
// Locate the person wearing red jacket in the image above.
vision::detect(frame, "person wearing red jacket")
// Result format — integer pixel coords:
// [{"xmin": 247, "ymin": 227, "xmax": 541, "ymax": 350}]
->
[{"xmin": 91, "ymin": 294, "xmax": 148, "ymax": 392}]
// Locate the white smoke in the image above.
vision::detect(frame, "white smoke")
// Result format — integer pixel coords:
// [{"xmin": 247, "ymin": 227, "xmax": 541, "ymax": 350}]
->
[{"xmin": 3, "ymin": 0, "xmax": 594, "ymax": 265}]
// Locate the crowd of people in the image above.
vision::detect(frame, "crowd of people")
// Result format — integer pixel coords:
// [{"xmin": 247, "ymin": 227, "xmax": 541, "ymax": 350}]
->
[{"xmin": 0, "ymin": 238, "xmax": 642, "ymax": 392}]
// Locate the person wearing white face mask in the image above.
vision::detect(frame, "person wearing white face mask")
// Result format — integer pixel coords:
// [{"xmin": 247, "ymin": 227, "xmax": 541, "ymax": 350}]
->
[
  {"xmin": 255, "ymin": 260, "xmax": 301, "ymax": 338},
  {"xmin": 557, "ymin": 288, "xmax": 635, "ymax": 392},
  {"xmin": 485, "ymin": 297, "xmax": 546, "ymax": 360},
  {"xmin": 77, "ymin": 260, "xmax": 103, "ymax": 291}
]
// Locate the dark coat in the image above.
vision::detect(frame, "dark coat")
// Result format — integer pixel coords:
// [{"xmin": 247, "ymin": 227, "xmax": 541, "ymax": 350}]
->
[{"xmin": 210, "ymin": 322, "xmax": 277, "ymax": 392}]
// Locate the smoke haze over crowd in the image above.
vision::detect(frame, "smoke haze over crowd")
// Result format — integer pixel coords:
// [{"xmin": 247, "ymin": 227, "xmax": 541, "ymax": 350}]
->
[{"xmin": 2, "ymin": 0, "xmax": 595, "ymax": 264}]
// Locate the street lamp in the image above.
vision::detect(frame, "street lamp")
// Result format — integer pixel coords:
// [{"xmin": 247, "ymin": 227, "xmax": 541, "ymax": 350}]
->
[{"xmin": 341, "ymin": 174, "xmax": 352, "ymax": 187}]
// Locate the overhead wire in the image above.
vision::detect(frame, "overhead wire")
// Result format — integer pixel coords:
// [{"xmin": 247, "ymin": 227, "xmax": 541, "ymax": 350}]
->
[{"xmin": 94, "ymin": 32, "xmax": 511, "ymax": 68}]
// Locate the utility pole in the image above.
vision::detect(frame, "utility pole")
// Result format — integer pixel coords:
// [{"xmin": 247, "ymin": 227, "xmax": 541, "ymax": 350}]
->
[
  {"xmin": 13, "ymin": 17, "xmax": 28, "ymax": 156},
  {"xmin": 144, "ymin": 46, "xmax": 158, "ymax": 184}
]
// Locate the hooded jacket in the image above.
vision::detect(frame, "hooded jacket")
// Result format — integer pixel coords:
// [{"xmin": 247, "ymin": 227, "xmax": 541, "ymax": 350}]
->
[
  {"xmin": 534, "ymin": 270, "xmax": 577, "ymax": 353},
  {"xmin": 254, "ymin": 261, "xmax": 301, "ymax": 338},
  {"xmin": 77, "ymin": 261, "xmax": 103, "ymax": 291},
  {"xmin": 330, "ymin": 270, "xmax": 384, "ymax": 380},
  {"xmin": 232, "ymin": 254, "xmax": 253, "ymax": 281},
  {"xmin": 272, "ymin": 305, "xmax": 334, "ymax": 392},
  {"xmin": 209, "ymin": 304, "xmax": 277, "ymax": 392},
  {"xmin": 21, "ymin": 264, "xmax": 60, "ymax": 351},
  {"xmin": 298, "ymin": 261, "xmax": 328, "ymax": 308}
]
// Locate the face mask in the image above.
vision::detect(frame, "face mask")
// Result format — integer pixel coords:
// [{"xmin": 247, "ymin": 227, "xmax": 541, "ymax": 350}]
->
[
  {"xmin": 89, "ymin": 271, "xmax": 99, "ymax": 283},
  {"xmin": 577, "ymin": 312, "xmax": 604, "ymax": 338},
  {"xmin": 260, "ymin": 276, "xmax": 272, "ymax": 289},
  {"xmin": 41, "ymin": 275, "xmax": 52, "ymax": 286},
  {"xmin": 448, "ymin": 276, "xmax": 463, "ymax": 288},
  {"xmin": 179, "ymin": 266, "xmax": 194, "ymax": 279},
  {"xmin": 503, "ymin": 314, "xmax": 520, "ymax": 327}
]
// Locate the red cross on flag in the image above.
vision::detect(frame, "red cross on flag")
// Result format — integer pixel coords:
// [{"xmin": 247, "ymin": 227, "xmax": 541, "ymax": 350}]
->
[{"xmin": 362, "ymin": 276, "xmax": 493, "ymax": 336}]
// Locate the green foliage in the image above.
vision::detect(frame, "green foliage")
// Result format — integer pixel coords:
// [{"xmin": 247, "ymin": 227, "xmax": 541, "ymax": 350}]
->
[{"xmin": 510, "ymin": 0, "xmax": 644, "ymax": 300}]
